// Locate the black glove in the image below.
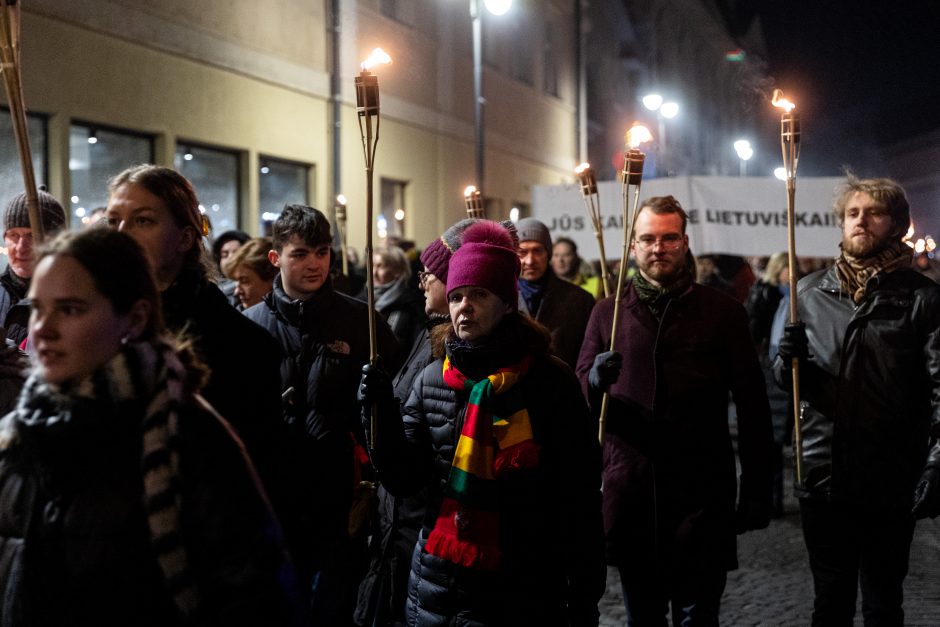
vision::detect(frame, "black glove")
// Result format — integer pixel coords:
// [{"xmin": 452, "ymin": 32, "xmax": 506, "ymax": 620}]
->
[
  {"xmin": 912, "ymin": 466, "xmax": 940, "ymax": 520},
  {"xmin": 777, "ymin": 322, "xmax": 810, "ymax": 366},
  {"xmin": 588, "ymin": 350, "xmax": 622, "ymax": 391},
  {"xmin": 358, "ymin": 363, "xmax": 393, "ymax": 408},
  {"xmin": 735, "ymin": 497, "xmax": 772, "ymax": 534}
]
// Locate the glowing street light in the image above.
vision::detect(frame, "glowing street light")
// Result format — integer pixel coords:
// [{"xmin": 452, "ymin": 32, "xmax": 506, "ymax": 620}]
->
[
  {"xmin": 641, "ymin": 93, "xmax": 679, "ymax": 175},
  {"xmin": 733, "ymin": 139, "xmax": 754, "ymax": 176}
]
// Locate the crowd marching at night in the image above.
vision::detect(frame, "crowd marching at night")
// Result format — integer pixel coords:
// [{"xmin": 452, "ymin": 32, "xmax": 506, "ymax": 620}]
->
[{"xmin": 0, "ymin": 163, "xmax": 938, "ymax": 627}]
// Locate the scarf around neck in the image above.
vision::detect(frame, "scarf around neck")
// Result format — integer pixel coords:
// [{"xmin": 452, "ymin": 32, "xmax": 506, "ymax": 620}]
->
[
  {"xmin": 425, "ymin": 355, "xmax": 538, "ymax": 570},
  {"xmin": 0, "ymin": 338, "xmax": 199, "ymax": 619},
  {"xmin": 834, "ymin": 239, "xmax": 912, "ymax": 303},
  {"xmin": 633, "ymin": 270, "xmax": 692, "ymax": 320},
  {"xmin": 518, "ymin": 274, "xmax": 548, "ymax": 315}
]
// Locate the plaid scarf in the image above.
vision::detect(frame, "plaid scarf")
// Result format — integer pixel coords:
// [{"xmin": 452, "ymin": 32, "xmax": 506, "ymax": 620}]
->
[
  {"xmin": 426, "ymin": 355, "xmax": 538, "ymax": 570},
  {"xmin": 0, "ymin": 339, "xmax": 199, "ymax": 619},
  {"xmin": 835, "ymin": 239, "xmax": 912, "ymax": 303}
]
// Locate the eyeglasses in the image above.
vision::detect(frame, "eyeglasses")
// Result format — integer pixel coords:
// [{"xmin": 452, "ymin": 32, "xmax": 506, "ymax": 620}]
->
[
  {"xmin": 634, "ymin": 234, "xmax": 684, "ymax": 251},
  {"xmin": 418, "ymin": 270, "xmax": 436, "ymax": 286}
]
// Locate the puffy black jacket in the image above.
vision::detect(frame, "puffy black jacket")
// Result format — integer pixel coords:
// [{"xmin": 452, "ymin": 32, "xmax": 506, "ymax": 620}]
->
[
  {"xmin": 776, "ymin": 266, "xmax": 940, "ymax": 507},
  {"xmin": 371, "ymin": 315, "xmax": 605, "ymax": 626},
  {"xmin": 244, "ymin": 276, "xmax": 401, "ymax": 585}
]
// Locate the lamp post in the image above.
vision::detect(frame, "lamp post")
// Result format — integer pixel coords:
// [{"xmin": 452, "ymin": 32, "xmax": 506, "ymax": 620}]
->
[
  {"xmin": 642, "ymin": 93, "xmax": 679, "ymax": 176},
  {"xmin": 733, "ymin": 139, "xmax": 754, "ymax": 177},
  {"xmin": 470, "ymin": 0, "xmax": 512, "ymax": 195}
]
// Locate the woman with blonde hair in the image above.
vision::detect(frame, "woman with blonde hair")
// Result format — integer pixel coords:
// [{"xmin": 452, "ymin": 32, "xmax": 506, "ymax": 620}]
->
[{"xmin": 222, "ymin": 236, "xmax": 278, "ymax": 310}]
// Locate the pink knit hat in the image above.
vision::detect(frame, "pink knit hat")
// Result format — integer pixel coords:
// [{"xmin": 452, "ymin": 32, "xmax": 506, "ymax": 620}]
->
[{"xmin": 446, "ymin": 221, "xmax": 520, "ymax": 307}]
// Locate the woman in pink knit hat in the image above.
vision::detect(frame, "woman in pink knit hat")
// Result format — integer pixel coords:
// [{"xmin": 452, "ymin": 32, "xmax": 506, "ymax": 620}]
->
[{"xmin": 359, "ymin": 220, "xmax": 605, "ymax": 626}]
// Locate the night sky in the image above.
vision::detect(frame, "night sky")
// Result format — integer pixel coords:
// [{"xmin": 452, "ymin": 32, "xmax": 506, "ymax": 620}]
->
[{"xmin": 752, "ymin": 0, "xmax": 940, "ymax": 177}]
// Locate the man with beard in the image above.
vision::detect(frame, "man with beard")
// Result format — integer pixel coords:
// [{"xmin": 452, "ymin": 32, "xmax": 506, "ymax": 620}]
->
[
  {"xmin": 776, "ymin": 176, "xmax": 940, "ymax": 625},
  {"xmin": 576, "ymin": 195, "xmax": 773, "ymax": 625}
]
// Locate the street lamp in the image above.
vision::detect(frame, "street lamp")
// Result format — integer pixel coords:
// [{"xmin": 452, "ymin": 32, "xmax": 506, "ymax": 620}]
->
[
  {"xmin": 642, "ymin": 93, "xmax": 679, "ymax": 175},
  {"xmin": 471, "ymin": 0, "xmax": 512, "ymax": 195},
  {"xmin": 733, "ymin": 139, "xmax": 754, "ymax": 176}
]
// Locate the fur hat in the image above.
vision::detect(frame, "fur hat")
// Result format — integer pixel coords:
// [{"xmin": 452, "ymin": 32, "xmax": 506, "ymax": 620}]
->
[
  {"xmin": 4, "ymin": 188, "xmax": 66, "ymax": 236},
  {"xmin": 446, "ymin": 221, "xmax": 520, "ymax": 306},
  {"xmin": 514, "ymin": 217, "xmax": 552, "ymax": 253}
]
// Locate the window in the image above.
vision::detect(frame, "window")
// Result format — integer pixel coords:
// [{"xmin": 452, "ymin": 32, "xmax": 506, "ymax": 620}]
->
[
  {"xmin": 543, "ymin": 19, "xmax": 560, "ymax": 97},
  {"xmin": 380, "ymin": 178, "xmax": 407, "ymax": 240},
  {"xmin": 69, "ymin": 122, "xmax": 153, "ymax": 229},
  {"xmin": 380, "ymin": 0, "xmax": 414, "ymax": 25},
  {"xmin": 510, "ymin": 19, "xmax": 534, "ymax": 85},
  {"xmin": 174, "ymin": 142, "xmax": 240, "ymax": 235},
  {"xmin": 259, "ymin": 156, "xmax": 310, "ymax": 233}
]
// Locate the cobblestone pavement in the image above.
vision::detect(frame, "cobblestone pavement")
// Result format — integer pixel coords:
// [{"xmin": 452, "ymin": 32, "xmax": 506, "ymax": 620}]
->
[{"xmin": 599, "ymin": 451, "xmax": 940, "ymax": 625}]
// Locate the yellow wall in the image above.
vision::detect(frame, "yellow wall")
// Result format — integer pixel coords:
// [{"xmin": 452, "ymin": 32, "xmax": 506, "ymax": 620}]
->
[{"xmin": 4, "ymin": 1, "xmax": 578, "ymax": 250}]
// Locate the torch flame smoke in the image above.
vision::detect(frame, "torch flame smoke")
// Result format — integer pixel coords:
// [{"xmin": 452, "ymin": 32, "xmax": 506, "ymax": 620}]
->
[
  {"xmin": 625, "ymin": 123, "xmax": 653, "ymax": 149},
  {"xmin": 772, "ymin": 89, "xmax": 796, "ymax": 113},
  {"xmin": 361, "ymin": 48, "xmax": 392, "ymax": 71}
]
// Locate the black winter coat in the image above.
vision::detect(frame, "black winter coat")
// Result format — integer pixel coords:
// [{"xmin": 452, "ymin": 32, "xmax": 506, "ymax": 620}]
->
[
  {"xmin": 0, "ymin": 393, "xmax": 302, "ymax": 626},
  {"xmin": 0, "ymin": 267, "xmax": 29, "ymax": 347},
  {"xmin": 244, "ymin": 276, "xmax": 401, "ymax": 584},
  {"xmin": 161, "ymin": 267, "xmax": 283, "ymax": 486},
  {"xmin": 371, "ymin": 316, "xmax": 605, "ymax": 626},
  {"xmin": 775, "ymin": 266, "xmax": 940, "ymax": 507},
  {"xmin": 355, "ymin": 316, "xmax": 449, "ymax": 626},
  {"xmin": 518, "ymin": 272, "xmax": 596, "ymax": 369}
]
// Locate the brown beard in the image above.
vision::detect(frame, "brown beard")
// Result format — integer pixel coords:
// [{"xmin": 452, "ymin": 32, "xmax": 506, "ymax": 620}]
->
[{"xmin": 841, "ymin": 229, "xmax": 893, "ymax": 258}]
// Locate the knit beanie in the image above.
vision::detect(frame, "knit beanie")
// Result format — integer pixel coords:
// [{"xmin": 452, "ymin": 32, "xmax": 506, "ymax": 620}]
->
[
  {"xmin": 4, "ymin": 188, "xmax": 67, "ymax": 236},
  {"xmin": 514, "ymin": 217, "xmax": 552, "ymax": 253},
  {"xmin": 420, "ymin": 218, "xmax": 481, "ymax": 283},
  {"xmin": 446, "ymin": 221, "xmax": 520, "ymax": 307}
]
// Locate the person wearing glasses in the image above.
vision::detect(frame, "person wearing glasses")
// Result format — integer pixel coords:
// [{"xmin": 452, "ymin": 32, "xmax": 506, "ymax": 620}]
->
[
  {"xmin": 576, "ymin": 195, "xmax": 773, "ymax": 625},
  {"xmin": 776, "ymin": 176, "xmax": 940, "ymax": 625}
]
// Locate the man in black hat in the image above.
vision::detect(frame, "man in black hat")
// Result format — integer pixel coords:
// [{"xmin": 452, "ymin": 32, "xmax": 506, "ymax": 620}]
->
[{"xmin": 1, "ymin": 188, "xmax": 67, "ymax": 345}]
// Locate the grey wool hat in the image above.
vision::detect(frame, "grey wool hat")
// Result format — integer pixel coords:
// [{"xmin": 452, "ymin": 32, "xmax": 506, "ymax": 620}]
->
[
  {"xmin": 3, "ymin": 187, "xmax": 67, "ymax": 236},
  {"xmin": 514, "ymin": 217, "xmax": 553, "ymax": 253}
]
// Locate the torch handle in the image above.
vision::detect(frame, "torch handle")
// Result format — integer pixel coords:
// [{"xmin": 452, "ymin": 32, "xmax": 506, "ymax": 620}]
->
[
  {"xmin": 0, "ymin": 3, "xmax": 43, "ymax": 244},
  {"xmin": 580, "ymin": 193, "xmax": 611, "ymax": 299},
  {"xmin": 596, "ymin": 231, "xmax": 611, "ymax": 299},
  {"xmin": 598, "ymin": 179, "xmax": 643, "ymax": 443},
  {"xmin": 785, "ymin": 178, "xmax": 803, "ymax": 487}
]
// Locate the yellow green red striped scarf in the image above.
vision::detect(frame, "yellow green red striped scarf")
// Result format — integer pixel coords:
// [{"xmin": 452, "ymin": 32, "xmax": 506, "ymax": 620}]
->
[{"xmin": 426, "ymin": 355, "xmax": 539, "ymax": 570}]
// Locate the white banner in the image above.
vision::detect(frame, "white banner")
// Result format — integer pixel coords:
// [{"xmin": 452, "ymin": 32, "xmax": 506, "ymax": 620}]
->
[{"xmin": 532, "ymin": 176, "xmax": 846, "ymax": 258}]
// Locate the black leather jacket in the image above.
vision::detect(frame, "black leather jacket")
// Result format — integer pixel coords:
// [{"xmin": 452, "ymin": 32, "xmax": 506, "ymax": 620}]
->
[{"xmin": 776, "ymin": 265, "xmax": 940, "ymax": 508}]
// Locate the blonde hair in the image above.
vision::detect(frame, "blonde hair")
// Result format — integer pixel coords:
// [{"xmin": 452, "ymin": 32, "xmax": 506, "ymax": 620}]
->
[{"xmin": 762, "ymin": 252, "xmax": 789, "ymax": 286}]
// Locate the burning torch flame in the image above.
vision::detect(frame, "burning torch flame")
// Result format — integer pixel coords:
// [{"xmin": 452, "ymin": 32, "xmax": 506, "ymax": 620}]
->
[
  {"xmin": 772, "ymin": 89, "xmax": 796, "ymax": 113},
  {"xmin": 625, "ymin": 123, "xmax": 653, "ymax": 149},
  {"xmin": 575, "ymin": 162, "xmax": 590, "ymax": 174},
  {"xmin": 464, "ymin": 185, "xmax": 479, "ymax": 198},
  {"xmin": 905, "ymin": 222, "xmax": 916, "ymax": 242},
  {"xmin": 361, "ymin": 48, "xmax": 392, "ymax": 71}
]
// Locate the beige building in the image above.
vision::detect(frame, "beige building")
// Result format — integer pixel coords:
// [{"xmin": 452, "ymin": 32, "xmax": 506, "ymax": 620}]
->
[
  {"xmin": 2, "ymin": 0, "xmax": 581, "ymax": 252},
  {"xmin": 2, "ymin": 0, "xmax": 772, "ymax": 259}
]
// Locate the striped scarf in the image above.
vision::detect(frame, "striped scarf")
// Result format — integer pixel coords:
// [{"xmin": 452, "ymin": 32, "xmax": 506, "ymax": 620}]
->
[
  {"xmin": 835, "ymin": 239, "xmax": 912, "ymax": 303},
  {"xmin": 426, "ymin": 356, "xmax": 538, "ymax": 570},
  {"xmin": 0, "ymin": 339, "xmax": 199, "ymax": 619}
]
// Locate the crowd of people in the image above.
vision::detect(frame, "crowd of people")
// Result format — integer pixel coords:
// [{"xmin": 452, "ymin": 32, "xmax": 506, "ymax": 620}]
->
[{"xmin": 0, "ymin": 167, "xmax": 938, "ymax": 627}]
